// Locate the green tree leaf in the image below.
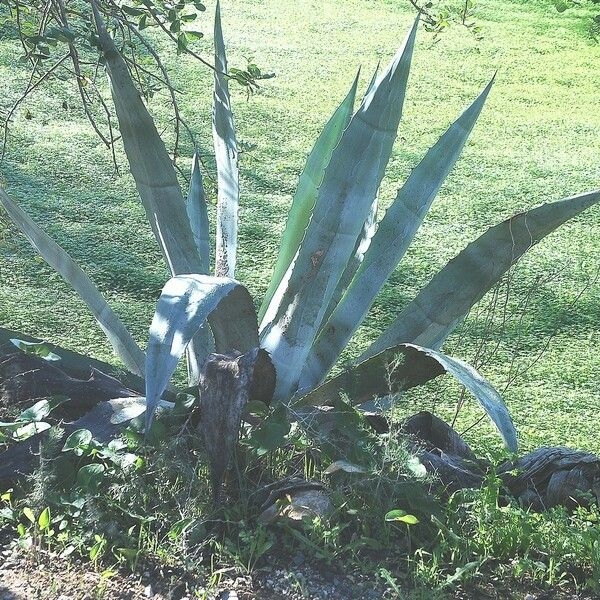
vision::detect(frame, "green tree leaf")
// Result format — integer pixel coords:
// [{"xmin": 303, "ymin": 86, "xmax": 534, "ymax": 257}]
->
[
  {"xmin": 77, "ymin": 464, "xmax": 105, "ymax": 493},
  {"xmin": 38, "ymin": 507, "xmax": 50, "ymax": 530},
  {"xmin": 9, "ymin": 338, "xmax": 61, "ymax": 362},
  {"xmin": 62, "ymin": 429, "xmax": 93, "ymax": 452},
  {"xmin": 385, "ymin": 509, "xmax": 419, "ymax": 525},
  {"xmin": 22, "ymin": 507, "xmax": 35, "ymax": 524}
]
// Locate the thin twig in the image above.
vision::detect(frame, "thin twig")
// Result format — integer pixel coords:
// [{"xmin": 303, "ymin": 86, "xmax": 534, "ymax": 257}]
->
[
  {"xmin": 1, "ymin": 53, "xmax": 70, "ymax": 161},
  {"xmin": 147, "ymin": 9, "xmax": 222, "ymax": 75},
  {"xmin": 53, "ymin": 0, "xmax": 114, "ymax": 155}
]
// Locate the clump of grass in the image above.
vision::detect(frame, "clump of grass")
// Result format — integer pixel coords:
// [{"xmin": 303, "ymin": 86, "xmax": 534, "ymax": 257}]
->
[
  {"xmin": 3, "ymin": 402, "xmax": 600, "ymax": 597},
  {"xmin": 0, "ymin": 401, "xmax": 432, "ymax": 579},
  {"xmin": 413, "ymin": 473, "xmax": 600, "ymax": 593}
]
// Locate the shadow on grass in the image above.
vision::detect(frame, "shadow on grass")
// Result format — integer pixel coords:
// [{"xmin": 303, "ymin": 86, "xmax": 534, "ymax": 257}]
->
[
  {"xmin": 3, "ymin": 149, "xmax": 600, "ymax": 362},
  {"xmin": 1, "ymin": 161, "xmax": 168, "ymax": 296},
  {"xmin": 0, "ymin": 584, "xmax": 19, "ymax": 599}
]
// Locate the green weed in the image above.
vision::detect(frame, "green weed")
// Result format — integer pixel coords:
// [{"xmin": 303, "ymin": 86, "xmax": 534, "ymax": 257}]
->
[{"xmin": 413, "ymin": 474, "xmax": 600, "ymax": 593}]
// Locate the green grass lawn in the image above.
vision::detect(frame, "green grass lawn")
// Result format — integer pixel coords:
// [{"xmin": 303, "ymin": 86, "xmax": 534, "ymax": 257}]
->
[{"xmin": 0, "ymin": 0, "xmax": 599, "ymax": 455}]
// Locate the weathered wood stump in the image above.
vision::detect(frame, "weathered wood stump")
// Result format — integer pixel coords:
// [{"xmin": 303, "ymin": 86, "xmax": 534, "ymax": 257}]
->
[
  {"xmin": 198, "ymin": 348, "xmax": 275, "ymax": 499},
  {"xmin": 498, "ymin": 447, "xmax": 600, "ymax": 510},
  {"xmin": 401, "ymin": 411, "xmax": 600, "ymax": 510},
  {"xmin": 401, "ymin": 411, "xmax": 488, "ymax": 492}
]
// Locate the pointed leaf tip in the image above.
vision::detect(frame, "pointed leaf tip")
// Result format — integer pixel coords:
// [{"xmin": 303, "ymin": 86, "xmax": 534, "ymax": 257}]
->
[
  {"xmin": 480, "ymin": 73, "xmax": 496, "ymax": 99},
  {"xmin": 388, "ymin": 15, "xmax": 419, "ymax": 76},
  {"xmin": 363, "ymin": 60, "xmax": 380, "ymax": 99}
]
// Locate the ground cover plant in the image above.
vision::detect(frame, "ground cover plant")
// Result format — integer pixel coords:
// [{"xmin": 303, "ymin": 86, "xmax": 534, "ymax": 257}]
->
[{"xmin": 0, "ymin": 0, "xmax": 599, "ymax": 597}]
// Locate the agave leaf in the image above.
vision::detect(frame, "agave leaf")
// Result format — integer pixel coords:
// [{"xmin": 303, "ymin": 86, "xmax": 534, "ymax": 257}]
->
[
  {"xmin": 185, "ymin": 153, "xmax": 214, "ymax": 382},
  {"xmin": 186, "ymin": 328, "xmax": 214, "ymax": 385},
  {"xmin": 186, "ymin": 153, "xmax": 211, "ymax": 272},
  {"xmin": 362, "ymin": 60, "xmax": 380, "ymax": 100},
  {"xmin": 0, "ymin": 188, "xmax": 146, "ymax": 377},
  {"xmin": 186, "ymin": 327, "xmax": 215, "ymax": 384},
  {"xmin": 295, "ymin": 343, "xmax": 517, "ymax": 452},
  {"xmin": 213, "ymin": 0, "xmax": 239, "ymax": 277},
  {"xmin": 300, "ymin": 78, "xmax": 494, "ymax": 391},
  {"xmin": 311, "ymin": 64, "xmax": 388, "ymax": 339},
  {"xmin": 296, "ymin": 344, "xmax": 443, "ymax": 407},
  {"xmin": 258, "ymin": 72, "xmax": 360, "ymax": 323},
  {"xmin": 261, "ymin": 18, "xmax": 419, "ymax": 402},
  {"xmin": 91, "ymin": 4, "xmax": 202, "ymax": 276},
  {"xmin": 321, "ymin": 197, "xmax": 378, "ymax": 326},
  {"xmin": 109, "ymin": 397, "xmax": 175, "ymax": 425},
  {"xmin": 363, "ymin": 189, "xmax": 600, "ymax": 360},
  {"xmin": 93, "ymin": 6, "xmax": 211, "ymax": 380},
  {"xmin": 9, "ymin": 339, "xmax": 61, "ymax": 362},
  {"xmin": 145, "ymin": 274, "xmax": 258, "ymax": 429}
]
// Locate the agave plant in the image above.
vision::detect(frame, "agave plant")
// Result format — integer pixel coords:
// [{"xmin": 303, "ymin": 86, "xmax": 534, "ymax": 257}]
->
[{"xmin": 2, "ymin": 2, "xmax": 599, "ymax": 477}]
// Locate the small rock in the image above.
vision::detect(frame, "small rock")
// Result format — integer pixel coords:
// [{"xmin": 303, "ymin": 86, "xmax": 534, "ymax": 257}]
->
[
  {"xmin": 260, "ymin": 489, "xmax": 333, "ymax": 523},
  {"xmin": 144, "ymin": 584, "xmax": 154, "ymax": 597},
  {"xmin": 168, "ymin": 582, "xmax": 187, "ymax": 600},
  {"xmin": 525, "ymin": 595, "xmax": 536, "ymax": 600},
  {"xmin": 218, "ymin": 591, "xmax": 238, "ymax": 600}
]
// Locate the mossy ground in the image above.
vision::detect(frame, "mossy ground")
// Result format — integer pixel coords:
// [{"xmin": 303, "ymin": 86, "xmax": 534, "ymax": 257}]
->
[{"xmin": 0, "ymin": 0, "xmax": 599, "ymax": 455}]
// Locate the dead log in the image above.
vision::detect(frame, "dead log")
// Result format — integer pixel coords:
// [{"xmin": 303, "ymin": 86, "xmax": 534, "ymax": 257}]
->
[
  {"xmin": 257, "ymin": 478, "xmax": 332, "ymax": 523},
  {"xmin": 0, "ymin": 352, "xmax": 137, "ymax": 420},
  {"xmin": 0, "ymin": 331, "xmax": 142, "ymax": 486},
  {"xmin": 0, "ymin": 397, "xmax": 146, "ymax": 486},
  {"xmin": 401, "ymin": 411, "xmax": 488, "ymax": 492},
  {"xmin": 400, "ymin": 413, "xmax": 600, "ymax": 510},
  {"xmin": 0, "ymin": 327, "xmax": 144, "ymax": 391},
  {"xmin": 498, "ymin": 447, "xmax": 600, "ymax": 510}
]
